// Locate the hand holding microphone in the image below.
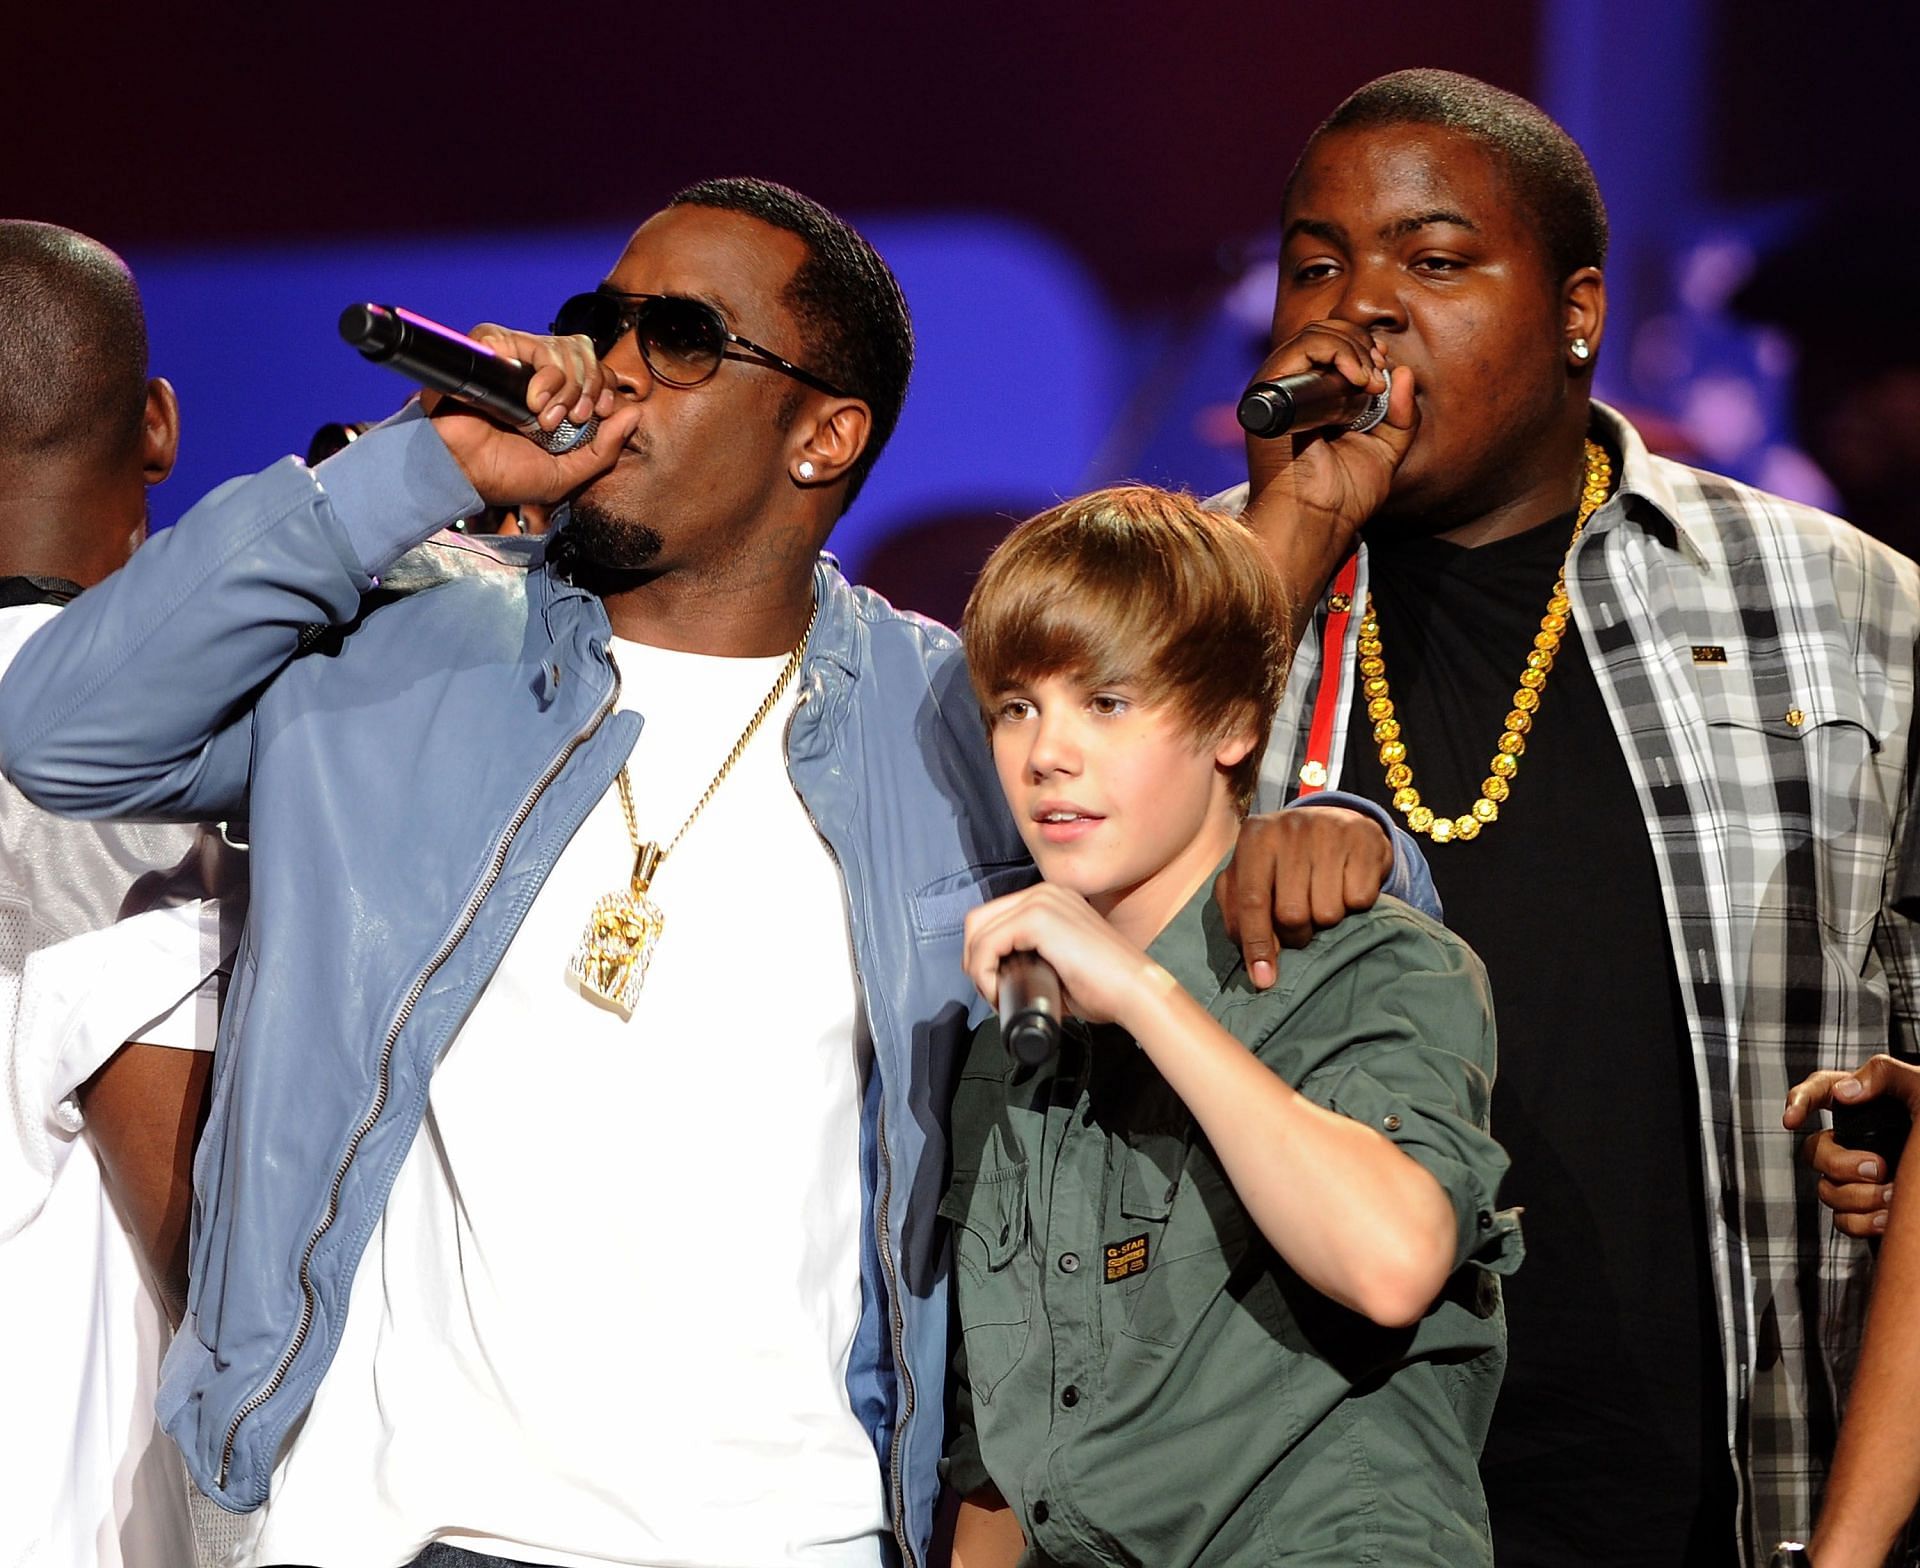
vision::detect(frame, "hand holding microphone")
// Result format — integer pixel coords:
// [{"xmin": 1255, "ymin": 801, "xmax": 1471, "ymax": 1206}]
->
[
  {"xmin": 1238, "ymin": 367, "xmax": 1393, "ymax": 439},
  {"xmin": 965, "ymin": 884, "xmax": 1172, "ymax": 1067},
  {"xmin": 340, "ymin": 305, "xmax": 602, "ymax": 452},
  {"xmin": 1238, "ymin": 319, "xmax": 1418, "ymax": 600},
  {"xmin": 338, "ymin": 304, "xmax": 639, "ymax": 506}
]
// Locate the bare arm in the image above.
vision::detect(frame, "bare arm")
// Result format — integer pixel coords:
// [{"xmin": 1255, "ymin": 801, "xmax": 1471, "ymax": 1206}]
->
[
  {"xmin": 1784, "ymin": 1056, "xmax": 1920, "ymax": 1563},
  {"xmin": 78, "ymin": 1040, "xmax": 211, "ymax": 1326},
  {"xmin": 1119, "ymin": 966, "xmax": 1455, "ymax": 1326},
  {"xmin": 952, "ymin": 1487, "xmax": 1026, "ymax": 1568},
  {"xmin": 1808, "ymin": 1176, "xmax": 1920, "ymax": 1567}
]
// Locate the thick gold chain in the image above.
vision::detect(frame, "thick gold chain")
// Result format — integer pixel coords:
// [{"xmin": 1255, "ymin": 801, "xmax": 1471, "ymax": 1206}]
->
[
  {"xmin": 612, "ymin": 598, "xmax": 818, "ymax": 891},
  {"xmin": 1363, "ymin": 438, "xmax": 1613, "ymax": 844}
]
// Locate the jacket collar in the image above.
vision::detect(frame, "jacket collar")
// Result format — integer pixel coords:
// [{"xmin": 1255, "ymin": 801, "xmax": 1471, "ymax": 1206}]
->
[{"xmin": 804, "ymin": 554, "xmax": 863, "ymax": 681}]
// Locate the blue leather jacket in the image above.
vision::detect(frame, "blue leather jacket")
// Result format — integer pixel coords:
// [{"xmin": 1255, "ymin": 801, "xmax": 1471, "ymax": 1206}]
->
[{"xmin": 0, "ymin": 413, "xmax": 1433, "ymax": 1566}]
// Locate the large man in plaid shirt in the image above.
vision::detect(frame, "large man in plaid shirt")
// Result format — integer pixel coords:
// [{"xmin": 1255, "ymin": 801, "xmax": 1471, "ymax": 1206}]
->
[{"xmin": 1214, "ymin": 70, "xmax": 1919, "ymax": 1566}]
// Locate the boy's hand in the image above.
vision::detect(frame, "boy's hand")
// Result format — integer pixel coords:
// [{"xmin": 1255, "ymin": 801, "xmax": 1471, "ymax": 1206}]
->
[
  {"xmin": 1786, "ymin": 1055, "xmax": 1920, "ymax": 1236},
  {"xmin": 963, "ymin": 883, "xmax": 1166, "ymax": 1029},
  {"xmin": 1215, "ymin": 805, "xmax": 1393, "ymax": 989}
]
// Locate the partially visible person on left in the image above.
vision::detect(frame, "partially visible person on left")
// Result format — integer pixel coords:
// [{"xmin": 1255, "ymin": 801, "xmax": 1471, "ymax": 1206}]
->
[{"xmin": 0, "ymin": 219, "xmax": 241, "ymax": 1568}]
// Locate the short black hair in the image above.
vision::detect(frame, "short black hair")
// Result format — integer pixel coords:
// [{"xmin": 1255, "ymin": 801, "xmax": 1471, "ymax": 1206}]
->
[
  {"xmin": 669, "ymin": 177, "xmax": 913, "ymax": 509},
  {"xmin": 0, "ymin": 221, "xmax": 148, "ymax": 462},
  {"xmin": 1292, "ymin": 69, "xmax": 1609, "ymax": 284}
]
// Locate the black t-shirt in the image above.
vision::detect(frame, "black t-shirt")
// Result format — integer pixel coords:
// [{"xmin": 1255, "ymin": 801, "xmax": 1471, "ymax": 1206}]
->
[{"xmin": 1334, "ymin": 514, "xmax": 1738, "ymax": 1567}]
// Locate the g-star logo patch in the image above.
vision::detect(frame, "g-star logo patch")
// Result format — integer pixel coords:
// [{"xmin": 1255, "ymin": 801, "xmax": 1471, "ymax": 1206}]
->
[
  {"xmin": 1691, "ymin": 645, "xmax": 1729, "ymax": 664},
  {"xmin": 1104, "ymin": 1234, "xmax": 1149, "ymax": 1283}
]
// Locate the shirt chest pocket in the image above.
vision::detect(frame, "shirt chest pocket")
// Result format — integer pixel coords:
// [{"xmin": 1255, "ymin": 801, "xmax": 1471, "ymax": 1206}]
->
[
  {"xmin": 1697, "ymin": 675, "xmax": 1889, "ymax": 941},
  {"xmin": 939, "ymin": 1162, "xmax": 1033, "ymax": 1404},
  {"xmin": 1114, "ymin": 1125, "xmax": 1254, "ymax": 1349}
]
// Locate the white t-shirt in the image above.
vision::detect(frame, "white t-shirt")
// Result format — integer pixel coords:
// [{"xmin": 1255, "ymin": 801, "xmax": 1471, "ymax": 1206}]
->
[
  {"xmin": 237, "ymin": 637, "xmax": 886, "ymax": 1568},
  {"xmin": 0, "ymin": 602, "xmax": 235, "ymax": 1568}
]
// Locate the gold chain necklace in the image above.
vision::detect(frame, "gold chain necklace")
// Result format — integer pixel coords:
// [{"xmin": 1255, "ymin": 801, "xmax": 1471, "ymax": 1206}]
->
[
  {"xmin": 1362, "ymin": 438, "xmax": 1613, "ymax": 845},
  {"xmin": 567, "ymin": 601, "xmax": 818, "ymax": 1013}
]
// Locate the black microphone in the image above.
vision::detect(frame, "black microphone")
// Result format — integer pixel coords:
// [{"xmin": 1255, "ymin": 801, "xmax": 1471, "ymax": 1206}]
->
[
  {"xmin": 1237, "ymin": 368, "xmax": 1392, "ymax": 440},
  {"xmin": 338, "ymin": 303, "xmax": 598, "ymax": 454},
  {"xmin": 998, "ymin": 950, "xmax": 1063, "ymax": 1066}
]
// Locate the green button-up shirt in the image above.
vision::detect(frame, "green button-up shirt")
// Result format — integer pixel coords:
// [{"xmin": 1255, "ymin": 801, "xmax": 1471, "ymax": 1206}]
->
[{"xmin": 941, "ymin": 884, "xmax": 1522, "ymax": 1567}]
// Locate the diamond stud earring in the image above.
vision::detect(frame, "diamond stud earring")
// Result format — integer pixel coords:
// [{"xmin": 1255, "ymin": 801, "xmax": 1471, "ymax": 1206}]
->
[
  {"xmin": 1570, "ymin": 338, "xmax": 1592, "ymax": 361},
  {"xmin": 797, "ymin": 461, "xmax": 816, "ymax": 481}
]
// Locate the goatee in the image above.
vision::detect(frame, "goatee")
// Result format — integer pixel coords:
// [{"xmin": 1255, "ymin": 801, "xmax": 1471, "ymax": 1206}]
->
[{"xmin": 564, "ymin": 495, "xmax": 665, "ymax": 573}]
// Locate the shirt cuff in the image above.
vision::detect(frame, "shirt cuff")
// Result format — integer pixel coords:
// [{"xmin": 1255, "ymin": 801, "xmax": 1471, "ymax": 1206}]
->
[
  {"xmin": 28, "ymin": 899, "xmax": 233, "ymax": 1133},
  {"xmin": 1301, "ymin": 1054, "xmax": 1524, "ymax": 1276}
]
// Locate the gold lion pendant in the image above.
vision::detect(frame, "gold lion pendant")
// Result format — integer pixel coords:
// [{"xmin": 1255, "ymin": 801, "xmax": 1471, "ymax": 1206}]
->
[{"xmin": 567, "ymin": 889, "xmax": 665, "ymax": 1017}]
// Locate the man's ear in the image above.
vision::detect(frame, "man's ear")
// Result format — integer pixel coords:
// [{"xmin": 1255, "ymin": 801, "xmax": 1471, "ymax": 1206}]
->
[
  {"xmin": 141, "ymin": 377, "xmax": 181, "ymax": 486},
  {"xmin": 1562, "ymin": 267, "xmax": 1606, "ymax": 372},
  {"xmin": 790, "ymin": 397, "xmax": 872, "ymax": 489}
]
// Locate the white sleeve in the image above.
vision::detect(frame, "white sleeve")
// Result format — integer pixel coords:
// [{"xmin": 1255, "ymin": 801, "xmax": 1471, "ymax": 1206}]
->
[{"xmin": 1, "ymin": 897, "xmax": 237, "ymax": 1241}]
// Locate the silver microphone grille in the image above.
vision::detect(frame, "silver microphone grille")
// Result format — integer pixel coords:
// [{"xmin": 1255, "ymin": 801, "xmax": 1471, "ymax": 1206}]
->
[
  {"xmin": 535, "ymin": 416, "xmax": 599, "ymax": 454},
  {"xmin": 1344, "ymin": 380, "xmax": 1393, "ymax": 435}
]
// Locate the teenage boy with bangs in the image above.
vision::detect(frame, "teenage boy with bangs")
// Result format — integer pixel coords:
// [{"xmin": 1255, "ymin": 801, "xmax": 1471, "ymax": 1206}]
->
[{"xmin": 941, "ymin": 485, "xmax": 1521, "ymax": 1568}]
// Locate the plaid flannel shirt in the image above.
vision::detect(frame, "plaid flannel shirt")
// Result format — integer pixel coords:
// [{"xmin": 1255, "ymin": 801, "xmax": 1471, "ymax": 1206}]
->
[{"xmin": 1229, "ymin": 403, "xmax": 1920, "ymax": 1561}]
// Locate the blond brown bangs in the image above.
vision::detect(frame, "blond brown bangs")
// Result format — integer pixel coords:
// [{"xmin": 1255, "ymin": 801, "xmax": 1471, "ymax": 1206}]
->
[{"xmin": 963, "ymin": 487, "xmax": 1294, "ymax": 805}]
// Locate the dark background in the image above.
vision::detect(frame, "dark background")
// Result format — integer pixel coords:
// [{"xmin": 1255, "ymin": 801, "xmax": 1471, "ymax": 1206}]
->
[
  {"xmin": 8, "ymin": 0, "xmax": 1914, "ymax": 613},
  {"xmin": 8, "ymin": 2, "xmax": 1540, "ymax": 304}
]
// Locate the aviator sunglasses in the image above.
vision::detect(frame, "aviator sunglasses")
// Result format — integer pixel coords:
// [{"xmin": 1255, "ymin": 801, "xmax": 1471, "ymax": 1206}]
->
[{"xmin": 551, "ymin": 289, "xmax": 850, "ymax": 398}]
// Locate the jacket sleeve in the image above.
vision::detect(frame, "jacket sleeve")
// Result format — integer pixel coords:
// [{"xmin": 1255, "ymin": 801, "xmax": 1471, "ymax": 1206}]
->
[{"xmin": 0, "ymin": 411, "xmax": 480, "ymax": 823}]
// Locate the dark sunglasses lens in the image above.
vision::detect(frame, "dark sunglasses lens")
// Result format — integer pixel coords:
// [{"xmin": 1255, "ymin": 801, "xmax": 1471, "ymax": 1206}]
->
[
  {"xmin": 551, "ymin": 293, "xmax": 625, "ymax": 357},
  {"xmin": 635, "ymin": 298, "xmax": 724, "ymax": 386}
]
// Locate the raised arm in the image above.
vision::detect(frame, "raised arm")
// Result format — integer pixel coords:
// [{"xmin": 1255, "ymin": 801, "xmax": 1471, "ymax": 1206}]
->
[
  {"xmin": 0, "ymin": 334, "xmax": 634, "ymax": 822},
  {"xmin": 963, "ymin": 883, "xmax": 1501, "ymax": 1328}
]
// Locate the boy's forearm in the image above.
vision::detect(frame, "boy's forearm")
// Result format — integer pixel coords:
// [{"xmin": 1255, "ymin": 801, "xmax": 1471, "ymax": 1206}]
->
[
  {"xmin": 0, "ymin": 417, "xmax": 476, "ymax": 822},
  {"xmin": 952, "ymin": 1489, "xmax": 1026, "ymax": 1568},
  {"xmin": 1810, "ymin": 1186, "xmax": 1920, "ymax": 1566},
  {"xmin": 1120, "ymin": 974, "xmax": 1456, "ymax": 1327}
]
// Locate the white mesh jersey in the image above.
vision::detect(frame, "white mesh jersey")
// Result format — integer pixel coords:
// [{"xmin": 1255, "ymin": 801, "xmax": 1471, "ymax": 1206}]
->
[{"xmin": 0, "ymin": 602, "xmax": 239, "ymax": 1568}]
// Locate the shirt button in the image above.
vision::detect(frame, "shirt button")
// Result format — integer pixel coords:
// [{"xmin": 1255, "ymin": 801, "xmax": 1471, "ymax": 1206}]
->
[
  {"xmin": 1479, "ymin": 1210, "xmax": 1494, "ymax": 1230},
  {"xmin": 1058, "ymin": 1252, "xmax": 1080, "ymax": 1275},
  {"xmin": 1032, "ymin": 1500, "xmax": 1051, "ymax": 1524},
  {"xmin": 1382, "ymin": 1114, "xmax": 1402, "ymax": 1132},
  {"xmin": 1061, "ymin": 1385, "xmax": 1080, "ymax": 1407}
]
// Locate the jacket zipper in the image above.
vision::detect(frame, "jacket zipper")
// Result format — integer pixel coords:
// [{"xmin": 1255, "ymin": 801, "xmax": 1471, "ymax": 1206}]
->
[
  {"xmin": 785, "ymin": 673, "xmax": 919, "ymax": 1568},
  {"xmin": 874, "ymin": 1104, "xmax": 919, "ymax": 1568},
  {"xmin": 217, "ymin": 657, "xmax": 623, "ymax": 1490}
]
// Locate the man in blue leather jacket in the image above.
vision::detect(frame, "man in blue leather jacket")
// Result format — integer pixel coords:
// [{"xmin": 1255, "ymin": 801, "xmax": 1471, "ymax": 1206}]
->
[{"xmin": 0, "ymin": 181, "xmax": 1426, "ymax": 1568}]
